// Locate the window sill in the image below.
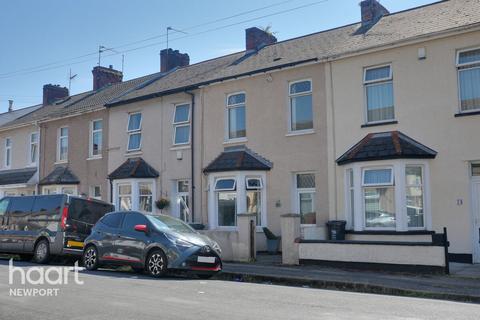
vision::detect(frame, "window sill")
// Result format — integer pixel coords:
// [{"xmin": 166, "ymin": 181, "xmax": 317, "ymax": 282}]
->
[
  {"xmin": 454, "ymin": 110, "xmax": 480, "ymax": 117},
  {"xmin": 125, "ymin": 150, "xmax": 142, "ymax": 157},
  {"xmin": 86, "ymin": 156, "xmax": 103, "ymax": 161},
  {"xmin": 223, "ymin": 138, "xmax": 248, "ymax": 145},
  {"xmin": 170, "ymin": 145, "xmax": 191, "ymax": 151},
  {"xmin": 285, "ymin": 129, "xmax": 315, "ymax": 137},
  {"xmin": 361, "ymin": 120, "xmax": 398, "ymax": 128},
  {"xmin": 346, "ymin": 230, "xmax": 434, "ymax": 235},
  {"xmin": 54, "ymin": 160, "xmax": 68, "ymax": 165}
]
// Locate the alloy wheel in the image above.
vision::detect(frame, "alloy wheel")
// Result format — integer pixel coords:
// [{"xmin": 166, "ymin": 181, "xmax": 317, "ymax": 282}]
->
[
  {"xmin": 84, "ymin": 247, "xmax": 97, "ymax": 270},
  {"xmin": 148, "ymin": 253, "xmax": 165, "ymax": 276}
]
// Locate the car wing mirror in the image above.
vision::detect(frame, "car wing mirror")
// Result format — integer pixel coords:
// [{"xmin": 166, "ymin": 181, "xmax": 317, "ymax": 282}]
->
[{"xmin": 134, "ymin": 224, "xmax": 148, "ymax": 233}]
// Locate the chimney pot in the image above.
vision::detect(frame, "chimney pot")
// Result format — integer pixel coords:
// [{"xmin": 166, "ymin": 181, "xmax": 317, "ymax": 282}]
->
[
  {"xmin": 8, "ymin": 100, "xmax": 13, "ymax": 112},
  {"xmin": 160, "ymin": 48, "xmax": 190, "ymax": 73},
  {"xmin": 245, "ymin": 27, "xmax": 277, "ymax": 51},
  {"xmin": 43, "ymin": 84, "xmax": 69, "ymax": 105},
  {"xmin": 92, "ymin": 65, "xmax": 123, "ymax": 90}
]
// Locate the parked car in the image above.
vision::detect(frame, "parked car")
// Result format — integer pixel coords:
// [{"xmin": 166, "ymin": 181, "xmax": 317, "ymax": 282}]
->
[
  {"xmin": 83, "ymin": 211, "xmax": 222, "ymax": 278},
  {"xmin": 0, "ymin": 194, "xmax": 114, "ymax": 263}
]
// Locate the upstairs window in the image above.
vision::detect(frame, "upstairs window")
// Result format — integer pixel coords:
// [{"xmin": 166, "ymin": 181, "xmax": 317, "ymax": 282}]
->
[
  {"xmin": 29, "ymin": 132, "xmax": 38, "ymax": 165},
  {"xmin": 4, "ymin": 138, "xmax": 11, "ymax": 168},
  {"xmin": 289, "ymin": 80, "xmax": 313, "ymax": 132},
  {"xmin": 58, "ymin": 127, "xmax": 68, "ymax": 162},
  {"xmin": 127, "ymin": 113, "xmax": 142, "ymax": 151},
  {"xmin": 173, "ymin": 104, "xmax": 191, "ymax": 145},
  {"xmin": 457, "ymin": 48, "xmax": 480, "ymax": 112},
  {"xmin": 227, "ymin": 93, "xmax": 246, "ymax": 140},
  {"xmin": 364, "ymin": 65, "xmax": 394, "ymax": 123},
  {"xmin": 90, "ymin": 119, "xmax": 103, "ymax": 157}
]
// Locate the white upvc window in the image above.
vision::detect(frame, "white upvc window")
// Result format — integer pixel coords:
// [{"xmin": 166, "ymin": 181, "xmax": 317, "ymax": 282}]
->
[
  {"xmin": 90, "ymin": 119, "xmax": 103, "ymax": 158},
  {"xmin": 364, "ymin": 64, "xmax": 395, "ymax": 123},
  {"xmin": 175, "ymin": 180, "xmax": 191, "ymax": 222},
  {"xmin": 4, "ymin": 137, "xmax": 11, "ymax": 168},
  {"xmin": 345, "ymin": 161, "xmax": 430, "ymax": 232},
  {"xmin": 127, "ymin": 113, "xmax": 142, "ymax": 152},
  {"xmin": 362, "ymin": 167, "xmax": 396, "ymax": 229},
  {"xmin": 289, "ymin": 80, "xmax": 313, "ymax": 132},
  {"xmin": 457, "ymin": 47, "xmax": 480, "ymax": 112},
  {"xmin": 90, "ymin": 185, "xmax": 101, "ymax": 200},
  {"xmin": 294, "ymin": 172, "xmax": 316, "ymax": 225},
  {"xmin": 208, "ymin": 172, "xmax": 267, "ymax": 230},
  {"xmin": 172, "ymin": 103, "xmax": 191, "ymax": 145},
  {"xmin": 29, "ymin": 132, "xmax": 38, "ymax": 165},
  {"xmin": 226, "ymin": 93, "xmax": 246, "ymax": 141},
  {"xmin": 42, "ymin": 185, "xmax": 77, "ymax": 195},
  {"xmin": 57, "ymin": 127, "xmax": 68, "ymax": 162},
  {"xmin": 113, "ymin": 179, "xmax": 156, "ymax": 213}
]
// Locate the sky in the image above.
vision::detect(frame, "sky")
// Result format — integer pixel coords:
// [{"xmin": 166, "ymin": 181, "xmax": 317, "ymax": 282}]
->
[{"xmin": 0, "ymin": 0, "xmax": 437, "ymax": 112}]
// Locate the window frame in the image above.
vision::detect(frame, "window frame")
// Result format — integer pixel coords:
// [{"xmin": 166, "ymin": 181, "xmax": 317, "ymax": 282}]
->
[
  {"xmin": 288, "ymin": 79, "xmax": 313, "ymax": 133},
  {"xmin": 4, "ymin": 137, "xmax": 11, "ymax": 168},
  {"xmin": 456, "ymin": 47, "xmax": 480, "ymax": 113},
  {"xmin": 29, "ymin": 132, "xmax": 39, "ymax": 166},
  {"xmin": 57, "ymin": 126, "xmax": 69, "ymax": 162},
  {"xmin": 113, "ymin": 179, "xmax": 157, "ymax": 213},
  {"xmin": 175, "ymin": 179, "xmax": 191, "ymax": 222},
  {"xmin": 126, "ymin": 112, "xmax": 142, "ymax": 152},
  {"xmin": 362, "ymin": 167, "xmax": 394, "ymax": 187},
  {"xmin": 89, "ymin": 119, "xmax": 103, "ymax": 158},
  {"xmin": 363, "ymin": 64, "xmax": 395, "ymax": 124},
  {"xmin": 405, "ymin": 165, "xmax": 425, "ymax": 230},
  {"xmin": 225, "ymin": 92, "xmax": 247, "ymax": 142},
  {"xmin": 172, "ymin": 103, "xmax": 191, "ymax": 146},
  {"xmin": 214, "ymin": 178, "xmax": 237, "ymax": 192},
  {"xmin": 294, "ymin": 172, "xmax": 316, "ymax": 226},
  {"xmin": 90, "ymin": 185, "xmax": 102, "ymax": 200}
]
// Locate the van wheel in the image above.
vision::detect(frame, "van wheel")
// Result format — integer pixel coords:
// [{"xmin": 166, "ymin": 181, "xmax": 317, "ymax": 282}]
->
[
  {"xmin": 33, "ymin": 239, "xmax": 50, "ymax": 264},
  {"xmin": 146, "ymin": 249, "xmax": 168, "ymax": 278},
  {"xmin": 83, "ymin": 246, "xmax": 99, "ymax": 271}
]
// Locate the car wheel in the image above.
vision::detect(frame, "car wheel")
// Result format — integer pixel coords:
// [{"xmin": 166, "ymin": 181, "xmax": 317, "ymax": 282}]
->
[
  {"xmin": 83, "ymin": 246, "xmax": 99, "ymax": 271},
  {"xmin": 33, "ymin": 239, "xmax": 50, "ymax": 264},
  {"xmin": 146, "ymin": 249, "xmax": 168, "ymax": 278}
]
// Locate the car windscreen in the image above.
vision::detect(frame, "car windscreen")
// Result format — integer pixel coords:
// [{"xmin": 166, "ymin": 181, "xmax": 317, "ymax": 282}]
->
[{"xmin": 146, "ymin": 215, "xmax": 196, "ymax": 234}]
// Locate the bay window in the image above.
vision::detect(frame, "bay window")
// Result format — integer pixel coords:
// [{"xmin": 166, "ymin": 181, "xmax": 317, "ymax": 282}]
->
[
  {"xmin": 208, "ymin": 173, "xmax": 266, "ymax": 229},
  {"xmin": 226, "ymin": 93, "xmax": 246, "ymax": 140},
  {"xmin": 457, "ymin": 48, "xmax": 480, "ymax": 112},
  {"xmin": 173, "ymin": 104, "xmax": 191, "ymax": 145},
  {"xmin": 364, "ymin": 65, "xmax": 394, "ymax": 123},
  {"xmin": 115, "ymin": 179, "xmax": 155, "ymax": 213},
  {"xmin": 127, "ymin": 113, "xmax": 142, "ymax": 152},
  {"xmin": 289, "ymin": 80, "xmax": 313, "ymax": 132},
  {"xmin": 345, "ymin": 161, "xmax": 430, "ymax": 231}
]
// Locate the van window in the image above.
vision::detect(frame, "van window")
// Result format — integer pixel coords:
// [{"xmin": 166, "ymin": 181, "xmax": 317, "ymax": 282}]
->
[
  {"xmin": 69, "ymin": 198, "xmax": 114, "ymax": 225},
  {"xmin": 101, "ymin": 213, "xmax": 123, "ymax": 228},
  {"xmin": 0, "ymin": 198, "xmax": 9, "ymax": 216},
  {"xmin": 31, "ymin": 195, "xmax": 63, "ymax": 217},
  {"xmin": 8, "ymin": 197, "xmax": 35, "ymax": 214}
]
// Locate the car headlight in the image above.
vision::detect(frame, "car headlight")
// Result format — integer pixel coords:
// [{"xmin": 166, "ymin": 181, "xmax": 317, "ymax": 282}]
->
[{"xmin": 165, "ymin": 233, "xmax": 195, "ymax": 249}]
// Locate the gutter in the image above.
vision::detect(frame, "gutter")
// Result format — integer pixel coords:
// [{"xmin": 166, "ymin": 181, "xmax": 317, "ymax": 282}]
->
[{"xmin": 185, "ymin": 90, "xmax": 195, "ymax": 223}]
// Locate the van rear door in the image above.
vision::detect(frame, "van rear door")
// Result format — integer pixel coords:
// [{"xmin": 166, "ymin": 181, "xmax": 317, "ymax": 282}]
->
[
  {"xmin": 64, "ymin": 198, "xmax": 114, "ymax": 250},
  {"xmin": 3, "ymin": 196, "xmax": 35, "ymax": 253},
  {"xmin": 0, "ymin": 197, "xmax": 11, "ymax": 252}
]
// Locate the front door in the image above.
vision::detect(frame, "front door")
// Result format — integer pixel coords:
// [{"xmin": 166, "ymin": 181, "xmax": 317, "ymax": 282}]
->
[{"xmin": 472, "ymin": 180, "xmax": 480, "ymax": 264}]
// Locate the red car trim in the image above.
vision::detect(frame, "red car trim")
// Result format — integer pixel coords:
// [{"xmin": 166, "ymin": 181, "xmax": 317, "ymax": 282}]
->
[
  {"xmin": 103, "ymin": 255, "xmax": 141, "ymax": 262},
  {"xmin": 190, "ymin": 265, "xmax": 222, "ymax": 272}
]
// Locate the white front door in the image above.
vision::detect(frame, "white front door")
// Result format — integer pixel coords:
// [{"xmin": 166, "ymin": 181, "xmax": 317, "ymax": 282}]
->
[{"xmin": 472, "ymin": 180, "xmax": 480, "ymax": 263}]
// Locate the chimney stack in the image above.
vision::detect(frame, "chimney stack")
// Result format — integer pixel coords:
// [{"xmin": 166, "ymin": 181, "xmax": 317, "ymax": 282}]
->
[
  {"xmin": 160, "ymin": 49, "xmax": 190, "ymax": 73},
  {"xmin": 360, "ymin": 0, "xmax": 389, "ymax": 27},
  {"xmin": 43, "ymin": 84, "xmax": 69, "ymax": 105},
  {"xmin": 92, "ymin": 65, "xmax": 123, "ymax": 91},
  {"xmin": 245, "ymin": 27, "xmax": 277, "ymax": 51},
  {"xmin": 8, "ymin": 100, "xmax": 13, "ymax": 112}
]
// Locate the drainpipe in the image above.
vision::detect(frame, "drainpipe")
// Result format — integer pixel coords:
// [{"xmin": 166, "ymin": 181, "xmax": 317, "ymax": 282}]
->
[{"xmin": 185, "ymin": 91, "xmax": 195, "ymax": 223}]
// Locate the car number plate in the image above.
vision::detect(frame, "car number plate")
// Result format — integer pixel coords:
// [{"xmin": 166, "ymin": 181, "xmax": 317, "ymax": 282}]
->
[{"xmin": 197, "ymin": 256, "xmax": 216, "ymax": 263}]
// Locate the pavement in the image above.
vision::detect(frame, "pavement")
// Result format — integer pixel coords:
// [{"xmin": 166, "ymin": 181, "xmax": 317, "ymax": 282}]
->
[
  {"xmin": 220, "ymin": 254, "xmax": 480, "ymax": 303},
  {"xmin": 0, "ymin": 259, "xmax": 479, "ymax": 320}
]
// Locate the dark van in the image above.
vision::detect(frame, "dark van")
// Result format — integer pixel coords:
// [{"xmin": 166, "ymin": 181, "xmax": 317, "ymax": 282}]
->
[{"xmin": 0, "ymin": 194, "xmax": 114, "ymax": 263}]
